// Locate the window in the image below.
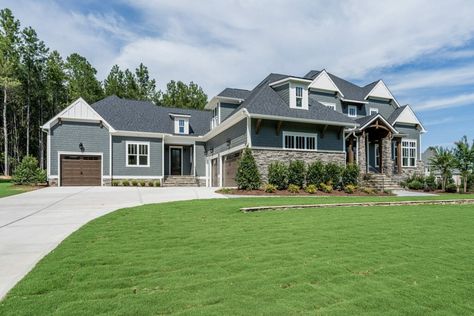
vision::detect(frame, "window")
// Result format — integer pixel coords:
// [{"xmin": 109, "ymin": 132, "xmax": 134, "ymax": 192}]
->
[
  {"xmin": 321, "ymin": 102, "xmax": 336, "ymax": 110},
  {"xmin": 374, "ymin": 144, "xmax": 380, "ymax": 167},
  {"xmin": 369, "ymin": 108, "xmax": 379, "ymax": 115},
  {"xmin": 178, "ymin": 119, "xmax": 185, "ymax": 134},
  {"xmin": 211, "ymin": 106, "xmax": 219, "ymax": 129},
  {"xmin": 127, "ymin": 142, "xmax": 149, "ymax": 167},
  {"xmin": 348, "ymin": 105, "xmax": 357, "ymax": 117},
  {"xmin": 295, "ymin": 87, "xmax": 303, "ymax": 107},
  {"xmin": 283, "ymin": 132, "xmax": 317, "ymax": 151},
  {"xmin": 174, "ymin": 117, "xmax": 189, "ymax": 134},
  {"xmin": 402, "ymin": 139, "xmax": 417, "ymax": 167}
]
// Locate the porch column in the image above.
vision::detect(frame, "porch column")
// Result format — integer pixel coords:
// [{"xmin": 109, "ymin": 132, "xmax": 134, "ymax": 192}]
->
[
  {"xmin": 382, "ymin": 137, "xmax": 394, "ymax": 176},
  {"xmin": 397, "ymin": 139, "xmax": 402, "ymax": 174},
  {"xmin": 379, "ymin": 139, "xmax": 383, "ymax": 173},
  {"xmin": 348, "ymin": 137, "xmax": 354, "ymax": 164},
  {"xmin": 357, "ymin": 133, "xmax": 367, "ymax": 174}
]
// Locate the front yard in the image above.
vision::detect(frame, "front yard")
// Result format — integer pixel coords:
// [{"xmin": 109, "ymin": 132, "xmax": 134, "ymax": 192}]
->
[
  {"xmin": 0, "ymin": 179, "xmax": 39, "ymax": 198},
  {"xmin": 1, "ymin": 196, "xmax": 473, "ymax": 315}
]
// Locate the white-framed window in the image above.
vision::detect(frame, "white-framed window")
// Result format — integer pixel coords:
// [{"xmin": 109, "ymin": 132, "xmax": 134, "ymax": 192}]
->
[
  {"xmin": 126, "ymin": 142, "xmax": 150, "ymax": 167},
  {"xmin": 369, "ymin": 108, "xmax": 379, "ymax": 115},
  {"xmin": 348, "ymin": 105, "xmax": 357, "ymax": 117},
  {"xmin": 211, "ymin": 106, "xmax": 219, "ymax": 129},
  {"xmin": 283, "ymin": 132, "xmax": 317, "ymax": 151},
  {"xmin": 374, "ymin": 144, "xmax": 380, "ymax": 167},
  {"xmin": 295, "ymin": 87, "xmax": 303, "ymax": 108},
  {"xmin": 178, "ymin": 119, "xmax": 185, "ymax": 134},
  {"xmin": 174, "ymin": 117, "xmax": 189, "ymax": 134},
  {"xmin": 402, "ymin": 139, "xmax": 417, "ymax": 167},
  {"xmin": 321, "ymin": 102, "xmax": 336, "ymax": 110}
]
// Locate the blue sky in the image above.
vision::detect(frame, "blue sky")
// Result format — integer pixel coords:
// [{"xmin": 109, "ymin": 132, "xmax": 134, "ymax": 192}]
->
[{"xmin": 3, "ymin": 0, "xmax": 474, "ymax": 150}]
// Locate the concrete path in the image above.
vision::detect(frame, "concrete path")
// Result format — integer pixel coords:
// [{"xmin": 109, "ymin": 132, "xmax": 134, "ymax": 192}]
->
[
  {"xmin": 392, "ymin": 189, "xmax": 438, "ymax": 197},
  {"xmin": 0, "ymin": 186, "xmax": 225, "ymax": 299}
]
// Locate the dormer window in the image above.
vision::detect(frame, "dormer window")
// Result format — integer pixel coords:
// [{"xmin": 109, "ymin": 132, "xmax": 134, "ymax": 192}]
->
[
  {"xmin": 170, "ymin": 113, "xmax": 190, "ymax": 134},
  {"xmin": 348, "ymin": 105, "xmax": 357, "ymax": 118},
  {"xmin": 178, "ymin": 119, "xmax": 185, "ymax": 134},
  {"xmin": 296, "ymin": 87, "xmax": 303, "ymax": 108},
  {"xmin": 369, "ymin": 108, "xmax": 379, "ymax": 115}
]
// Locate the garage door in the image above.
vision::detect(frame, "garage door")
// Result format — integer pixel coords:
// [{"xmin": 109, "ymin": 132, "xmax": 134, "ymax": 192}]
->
[
  {"xmin": 223, "ymin": 152, "xmax": 241, "ymax": 187},
  {"xmin": 60, "ymin": 155, "xmax": 101, "ymax": 186}
]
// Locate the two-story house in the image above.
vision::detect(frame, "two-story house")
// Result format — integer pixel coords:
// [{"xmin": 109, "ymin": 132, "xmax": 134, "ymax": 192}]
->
[{"xmin": 41, "ymin": 69, "xmax": 426, "ymax": 187}]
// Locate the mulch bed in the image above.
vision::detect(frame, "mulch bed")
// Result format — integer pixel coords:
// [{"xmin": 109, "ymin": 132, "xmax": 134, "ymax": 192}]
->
[{"xmin": 218, "ymin": 188, "xmax": 392, "ymax": 196}]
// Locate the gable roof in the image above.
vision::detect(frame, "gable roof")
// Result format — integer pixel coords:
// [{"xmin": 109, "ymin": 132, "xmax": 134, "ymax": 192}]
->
[
  {"xmin": 388, "ymin": 104, "xmax": 426, "ymax": 132},
  {"xmin": 355, "ymin": 113, "xmax": 399, "ymax": 134},
  {"xmin": 217, "ymin": 88, "xmax": 251, "ymax": 100},
  {"xmin": 230, "ymin": 73, "xmax": 357, "ymax": 126},
  {"xmin": 91, "ymin": 96, "xmax": 212, "ymax": 136}
]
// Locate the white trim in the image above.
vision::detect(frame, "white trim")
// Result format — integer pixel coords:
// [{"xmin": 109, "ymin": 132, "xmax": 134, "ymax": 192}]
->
[
  {"xmin": 246, "ymin": 116, "xmax": 252, "ymax": 147},
  {"xmin": 174, "ymin": 117, "xmax": 189, "ymax": 135},
  {"xmin": 125, "ymin": 141, "xmax": 150, "ymax": 167},
  {"xmin": 340, "ymin": 98, "xmax": 368, "ymax": 104},
  {"xmin": 348, "ymin": 105, "xmax": 357, "ymax": 118},
  {"xmin": 251, "ymin": 146, "xmax": 345, "ymax": 154},
  {"xmin": 320, "ymin": 102, "xmax": 336, "ymax": 110},
  {"xmin": 46, "ymin": 132, "xmax": 51, "ymax": 178},
  {"xmin": 249, "ymin": 113, "xmax": 357, "ymax": 128},
  {"xmin": 369, "ymin": 108, "xmax": 379, "ymax": 115},
  {"xmin": 290, "ymin": 83, "xmax": 309, "ymax": 110},
  {"xmin": 358, "ymin": 113, "xmax": 399, "ymax": 134},
  {"xmin": 401, "ymin": 138, "xmax": 417, "ymax": 168},
  {"xmin": 364, "ymin": 80, "xmax": 400, "ymax": 107},
  {"xmin": 392, "ymin": 105, "xmax": 426, "ymax": 133},
  {"xmin": 169, "ymin": 113, "xmax": 191, "ymax": 118},
  {"xmin": 168, "ymin": 146, "xmax": 184, "ymax": 176},
  {"xmin": 57, "ymin": 151, "xmax": 104, "ymax": 187},
  {"xmin": 374, "ymin": 143, "xmax": 380, "ymax": 167},
  {"xmin": 109, "ymin": 133, "xmax": 112, "ymax": 177},
  {"xmin": 204, "ymin": 95, "xmax": 244, "ymax": 110},
  {"xmin": 218, "ymin": 143, "xmax": 246, "ymax": 157},
  {"xmin": 112, "ymin": 130, "xmax": 168, "ymax": 138},
  {"xmin": 282, "ymin": 131, "xmax": 318, "ymax": 151},
  {"xmin": 161, "ymin": 140, "xmax": 165, "ymax": 177},
  {"xmin": 219, "ymin": 155, "xmax": 223, "ymax": 187},
  {"xmin": 268, "ymin": 76, "xmax": 312, "ymax": 87},
  {"xmin": 193, "ymin": 142, "xmax": 196, "ymax": 176},
  {"xmin": 308, "ymin": 70, "xmax": 344, "ymax": 97}
]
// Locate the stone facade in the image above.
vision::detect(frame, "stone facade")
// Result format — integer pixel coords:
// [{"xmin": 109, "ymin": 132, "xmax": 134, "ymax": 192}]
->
[
  {"xmin": 392, "ymin": 161, "xmax": 425, "ymax": 183},
  {"xmin": 252, "ymin": 148, "xmax": 346, "ymax": 182},
  {"xmin": 382, "ymin": 137, "xmax": 393, "ymax": 176},
  {"xmin": 357, "ymin": 134, "xmax": 366, "ymax": 173}
]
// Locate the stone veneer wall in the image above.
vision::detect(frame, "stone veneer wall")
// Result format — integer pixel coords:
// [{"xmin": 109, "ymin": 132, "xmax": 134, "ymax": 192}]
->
[
  {"xmin": 357, "ymin": 135, "xmax": 366, "ymax": 173},
  {"xmin": 392, "ymin": 161, "xmax": 425, "ymax": 183},
  {"xmin": 252, "ymin": 149, "xmax": 346, "ymax": 183},
  {"xmin": 382, "ymin": 137, "xmax": 393, "ymax": 176}
]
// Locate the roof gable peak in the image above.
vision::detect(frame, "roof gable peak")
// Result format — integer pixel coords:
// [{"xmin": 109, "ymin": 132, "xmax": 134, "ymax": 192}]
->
[{"xmin": 308, "ymin": 70, "xmax": 344, "ymax": 96}]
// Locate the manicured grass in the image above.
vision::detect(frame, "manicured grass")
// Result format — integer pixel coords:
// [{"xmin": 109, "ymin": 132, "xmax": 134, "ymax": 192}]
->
[
  {"xmin": 1, "ymin": 196, "xmax": 473, "ymax": 315},
  {"xmin": 0, "ymin": 179, "xmax": 38, "ymax": 198}
]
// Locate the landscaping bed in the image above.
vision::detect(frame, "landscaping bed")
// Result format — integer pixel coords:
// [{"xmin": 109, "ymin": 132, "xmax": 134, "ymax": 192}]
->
[{"xmin": 219, "ymin": 188, "xmax": 392, "ymax": 196}]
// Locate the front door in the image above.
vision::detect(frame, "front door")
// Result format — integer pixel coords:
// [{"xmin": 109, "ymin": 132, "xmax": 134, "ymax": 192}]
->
[{"xmin": 170, "ymin": 147, "xmax": 182, "ymax": 175}]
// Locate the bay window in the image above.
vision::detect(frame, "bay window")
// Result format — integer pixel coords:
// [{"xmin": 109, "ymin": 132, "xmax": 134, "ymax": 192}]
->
[{"xmin": 402, "ymin": 139, "xmax": 417, "ymax": 167}]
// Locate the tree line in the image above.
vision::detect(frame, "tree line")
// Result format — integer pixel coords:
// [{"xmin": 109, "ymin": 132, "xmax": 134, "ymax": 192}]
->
[{"xmin": 0, "ymin": 8, "xmax": 208, "ymax": 176}]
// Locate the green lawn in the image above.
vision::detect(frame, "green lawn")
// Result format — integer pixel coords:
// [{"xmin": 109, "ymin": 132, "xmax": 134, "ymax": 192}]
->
[
  {"xmin": 1, "ymin": 196, "xmax": 473, "ymax": 315},
  {"xmin": 0, "ymin": 179, "xmax": 37, "ymax": 198}
]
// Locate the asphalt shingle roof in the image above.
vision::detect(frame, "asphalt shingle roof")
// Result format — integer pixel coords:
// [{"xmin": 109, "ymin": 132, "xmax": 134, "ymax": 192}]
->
[
  {"xmin": 91, "ymin": 96, "xmax": 212, "ymax": 135},
  {"xmin": 217, "ymin": 88, "xmax": 251, "ymax": 100},
  {"xmin": 387, "ymin": 105, "xmax": 407, "ymax": 124}
]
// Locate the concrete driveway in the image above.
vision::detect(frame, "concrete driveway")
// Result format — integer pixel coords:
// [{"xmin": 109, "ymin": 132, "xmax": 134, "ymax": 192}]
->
[{"xmin": 0, "ymin": 186, "xmax": 225, "ymax": 299}]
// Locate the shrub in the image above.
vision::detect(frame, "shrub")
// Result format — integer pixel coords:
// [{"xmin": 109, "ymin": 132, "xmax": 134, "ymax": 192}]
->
[
  {"xmin": 344, "ymin": 184, "xmax": 357, "ymax": 194},
  {"xmin": 267, "ymin": 162, "xmax": 289, "ymax": 190},
  {"xmin": 131, "ymin": 180, "xmax": 139, "ymax": 186},
  {"xmin": 112, "ymin": 180, "xmax": 120, "ymax": 186},
  {"xmin": 122, "ymin": 180, "xmax": 130, "ymax": 186},
  {"xmin": 445, "ymin": 183, "xmax": 458, "ymax": 193},
  {"xmin": 425, "ymin": 174, "xmax": 437, "ymax": 191},
  {"xmin": 288, "ymin": 160, "xmax": 306, "ymax": 187},
  {"xmin": 384, "ymin": 189, "xmax": 392, "ymax": 195},
  {"xmin": 288, "ymin": 184, "xmax": 300, "ymax": 193},
  {"xmin": 361, "ymin": 187, "xmax": 375, "ymax": 195},
  {"xmin": 154, "ymin": 180, "xmax": 161, "ymax": 187},
  {"xmin": 324, "ymin": 163, "xmax": 343, "ymax": 189},
  {"xmin": 219, "ymin": 187, "xmax": 232, "ymax": 194},
  {"xmin": 342, "ymin": 164, "xmax": 360, "ymax": 186},
  {"xmin": 306, "ymin": 161, "xmax": 325, "ymax": 186},
  {"xmin": 407, "ymin": 180, "xmax": 423, "ymax": 190},
  {"xmin": 305, "ymin": 184, "xmax": 317, "ymax": 194},
  {"xmin": 148, "ymin": 180, "xmax": 155, "ymax": 187},
  {"xmin": 139, "ymin": 180, "xmax": 146, "ymax": 187},
  {"xmin": 263, "ymin": 183, "xmax": 277, "ymax": 193},
  {"xmin": 12, "ymin": 155, "xmax": 45, "ymax": 185},
  {"xmin": 235, "ymin": 148, "xmax": 261, "ymax": 190},
  {"xmin": 319, "ymin": 183, "xmax": 333, "ymax": 193}
]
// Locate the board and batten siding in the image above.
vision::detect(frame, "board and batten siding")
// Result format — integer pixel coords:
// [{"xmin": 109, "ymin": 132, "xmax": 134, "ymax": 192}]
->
[
  {"xmin": 219, "ymin": 103, "xmax": 239, "ymax": 123},
  {"xmin": 251, "ymin": 119, "xmax": 343, "ymax": 152},
  {"xmin": 112, "ymin": 136, "xmax": 162, "ymax": 177},
  {"xmin": 206, "ymin": 119, "xmax": 247, "ymax": 154},
  {"xmin": 50, "ymin": 121, "xmax": 110, "ymax": 176}
]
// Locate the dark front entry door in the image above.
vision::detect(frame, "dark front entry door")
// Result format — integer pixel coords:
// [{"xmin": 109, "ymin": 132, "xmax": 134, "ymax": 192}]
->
[{"xmin": 170, "ymin": 147, "xmax": 182, "ymax": 175}]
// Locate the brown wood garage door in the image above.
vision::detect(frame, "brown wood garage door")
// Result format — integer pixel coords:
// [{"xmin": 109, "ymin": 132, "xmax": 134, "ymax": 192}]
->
[
  {"xmin": 60, "ymin": 155, "xmax": 101, "ymax": 186},
  {"xmin": 223, "ymin": 152, "xmax": 241, "ymax": 187}
]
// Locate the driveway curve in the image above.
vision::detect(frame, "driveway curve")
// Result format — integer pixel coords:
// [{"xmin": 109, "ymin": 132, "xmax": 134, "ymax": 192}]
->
[{"xmin": 0, "ymin": 186, "xmax": 224, "ymax": 299}]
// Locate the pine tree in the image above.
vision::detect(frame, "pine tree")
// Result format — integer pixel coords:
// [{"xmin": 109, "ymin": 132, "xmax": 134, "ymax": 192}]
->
[
  {"xmin": 104, "ymin": 64, "xmax": 125, "ymax": 97},
  {"xmin": 65, "ymin": 53, "xmax": 103, "ymax": 103},
  {"xmin": 161, "ymin": 80, "xmax": 207, "ymax": 109},
  {"xmin": 235, "ymin": 147, "xmax": 261, "ymax": 190}
]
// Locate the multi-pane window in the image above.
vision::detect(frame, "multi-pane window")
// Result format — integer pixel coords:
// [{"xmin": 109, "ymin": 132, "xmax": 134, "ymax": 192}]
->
[
  {"xmin": 369, "ymin": 108, "xmax": 379, "ymax": 115},
  {"xmin": 284, "ymin": 132, "xmax": 317, "ymax": 151},
  {"xmin": 178, "ymin": 119, "xmax": 185, "ymax": 134},
  {"xmin": 348, "ymin": 105, "xmax": 357, "ymax": 117},
  {"xmin": 402, "ymin": 139, "xmax": 417, "ymax": 167},
  {"xmin": 127, "ymin": 143, "xmax": 149, "ymax": 167},
  {"xmin": 295, "ymin": 87, "xmax": 303, "ymax": 107}
]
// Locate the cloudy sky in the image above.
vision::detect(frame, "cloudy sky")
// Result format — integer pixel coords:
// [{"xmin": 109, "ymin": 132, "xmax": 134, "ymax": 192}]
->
[{"xmin": 3, "ymin": 0, "xmax": 474, "ymax": 150}]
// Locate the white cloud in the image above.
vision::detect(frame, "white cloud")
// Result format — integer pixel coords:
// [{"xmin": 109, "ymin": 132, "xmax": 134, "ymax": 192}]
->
[{"xmin": 417, "ymin": 93, "xmax": 474, "ymax": 111}]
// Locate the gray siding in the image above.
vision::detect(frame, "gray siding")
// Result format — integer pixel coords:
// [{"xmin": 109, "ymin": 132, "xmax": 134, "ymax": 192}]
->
[
  {"xmin": 251, "ymin": 119, "xmax": 343, "ymax": 152},
  {"xmin": 309, "ymin": 91, "xmax": 342, "ymax": 112},
  {"xmin": 364, "ymin": 99, "xmax": 397, "ymax": 120},
  {"xmin": 112, "ymin": 136, "xmax": 162, "ymax": 177},
  {"xmin": 195, "ymin": 142, "xmax": 206, "ymax": 177},
  {"xmin": 220, "ymin": 102, "xmax": 238, "ymax": 122},
  {"xmin": 207, "ymin": 119, "xmax": 247, "ymax": 154},
  {"xmin": 274, "ymin": 84, "xmax": 290, "ymax": 105},
  {"xmin": 395, "ymin": 123, "xmax": 422, "ymax": 159},
  {"xmin": 50, "ymin": 121, "xmax": 110, "ymax": 176}
]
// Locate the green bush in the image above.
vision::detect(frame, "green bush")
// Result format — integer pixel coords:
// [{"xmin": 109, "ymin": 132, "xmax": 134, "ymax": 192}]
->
[
  {"xmin": 425, "ymin": 174, "xmax": 437, "ymax": 191},
  {"xmin": 361, "ymin": 187, "xmax": 375, "ymax": 195},
  {"xmin": 235, "ymin": 148, "xmax": 261, "ymax": 190},
  {"xmin": 112, "ymin": 180, "xmax": 120, "ymax": 186},
  {"xmin": 122, "ymin": 180, "xmax": 130, "ymax": 186},
  {"xmin": 407, "ymin": 180, "xmax": 423, "ymax": 190},
  {"xmin": 445, "ymin": 183, "xmax": 458, "ymax": 193},
  {"xmin": 267, "ymin": 162, "xmax": 288, "ymax": 190},
  {"xmin": 154, "ymin": 180, "xmax": 161, "ymax": 187},
  {"xmin": 306, "ymin": 160, "xmax": 325, "ymax": 186},
  {"xmin": 319, "ymin": 183, "xmax": 333, "ymax": 193},
  {"xmin": 342, "ymin": 164, "xmax": 360, "ymax": 186},
  {"xmin": 147, "ymin": 180, "xmax": 154, "ymax": 187},
  {"xmin": 288, "ymin": 160, "xmax": 306, "ymax": 187},
  {"xmin": 12, "ymin": 155, "xmax": 45, "ymax": 185},
  {"xmin": 324, "ymin": 163, "xmax": 342, "ymax": 188},
  {"xmin": 344, "ymin": 184, "xmax": 357, "ymax": 194},
  {"xmin": 263, "ymin": 183, "xmax": 277, "ymax": 193},
  {"xmin": 131, "ymin": 180, "xmax": 139, "ymax": 186},
  {"xmin": 288, "ymin": 184, "xmax": 300, "ymax": 193},
  {"xmin": 139, "ymin": 180, "xmax": 146, "ymax": 187},
  {"xmin": 305, "ymin": 184, "xmax": 317, "ymax": 194},
  {"xmin": 219, "ymin": 187, "xmax": 232, "ymax": 194}
]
